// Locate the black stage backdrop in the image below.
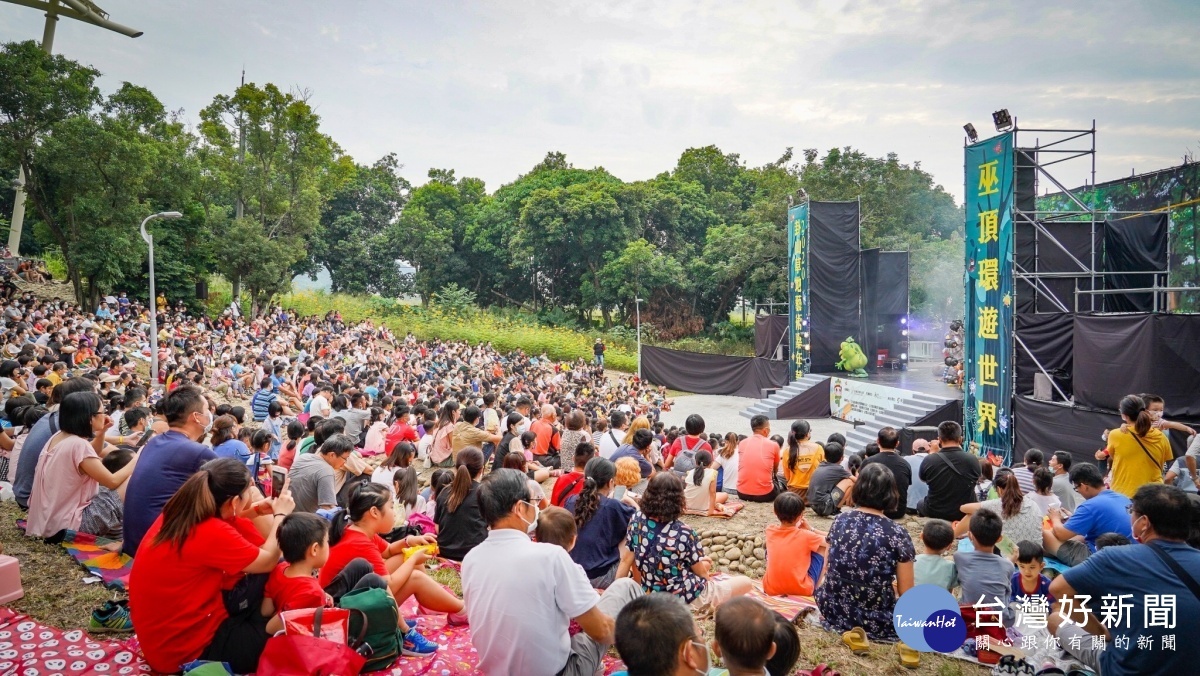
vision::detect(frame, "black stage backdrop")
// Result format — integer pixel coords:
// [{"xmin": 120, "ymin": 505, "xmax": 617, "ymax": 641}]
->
[
  {"xmin": 1014, "ymin": 221, "xmax": 1101, "ymax": 313},
  {"xmin": 640, "ymin": 345, "xmax": 789, "ymax": 398},
  {"xmin": 1072, "ymin": 314, "xmax": 1200, "ymax": 420},
  {"xmin": 877, "ymin": 252, "xmax": 910, "ymax": 315},
  {"xmin": 776, "ymin": 377, "xmax": 832, "ymax": 419},
  {"xmin": 1014, "ymin": 313, "xmax": 1074, "ymax": 398},
  {"xmin": 754, "ymin": 315, "xmax": 789, "ymax": 359},
  {"xmin": 860, "ymin": 248, "xmax": 880, "ymax": 370},
  {"xmin": 1015, "ymin": 396, "xmax": 1115, "ymax": 468},
  {"xmin": 810, "ymin": 201, "xmax": 861, "ymax": 372},
  {"xmin": 1103, "ymin": 214, "xmax": 1168, "ymax": 312}
]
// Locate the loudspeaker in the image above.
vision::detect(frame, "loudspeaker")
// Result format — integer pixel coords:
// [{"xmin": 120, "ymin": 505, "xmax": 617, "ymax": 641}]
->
[
  {"xmin": 899, "ymin": 426, "xmax": 939, "ymax": 456},
  {"xmin": 1033, "ymin": 373, "xmax": 1053, "ymax": 401},
  {"xmin": 196, "ymin": 280, "xmax": 208, "ymax": 300}
]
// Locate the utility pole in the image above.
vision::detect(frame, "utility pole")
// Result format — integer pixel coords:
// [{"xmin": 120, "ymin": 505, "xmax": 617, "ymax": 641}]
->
[{"xmin": 2, "ymin": 0, "xmax": 142, "ymax": 256}]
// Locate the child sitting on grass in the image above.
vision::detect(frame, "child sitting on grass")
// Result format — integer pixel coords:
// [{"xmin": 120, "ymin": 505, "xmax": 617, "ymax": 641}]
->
[
  {"xmin": 762, "ymin": 492, "xmax": 826, "ymax": 597},
  {"xmin": 79, "ymin": 448, "xmax": 134, "ymax": 541},
  {"xmin": 913, "ymin": 519, "xmax": 958, "ymax": 591},
  {"xmin": 1011, "ymin": 540, "xmax": 1055, "ymax": 605},
  {"xmin": 954, "ymin": 509, "xmax": 1016, "ymax": 626}
]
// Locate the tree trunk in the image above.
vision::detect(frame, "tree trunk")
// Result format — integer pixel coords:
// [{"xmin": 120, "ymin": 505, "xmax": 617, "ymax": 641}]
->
[{"xmin": 231, "ymin": 274, "xmax": 241, "ymax": 303}]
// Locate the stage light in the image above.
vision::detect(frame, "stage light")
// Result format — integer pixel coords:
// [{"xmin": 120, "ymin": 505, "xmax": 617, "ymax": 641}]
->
[
  {"xmin": 900, "ymin": 317, "xmax": 907, "ymax": 325},
  {"xmin": 901, "ymin": 329, "xmax": 908, "ymax": 336},
  {"xmin": 900, "ymin": 353, "xmax": 908, "ymax": 360},
  {"xmin": 992, "ymin": 109, "xmax": 1013, "ymax": 132},
  {"xmin": 963, "ymin": 123, "xmax": 978, "ymax": 143}
]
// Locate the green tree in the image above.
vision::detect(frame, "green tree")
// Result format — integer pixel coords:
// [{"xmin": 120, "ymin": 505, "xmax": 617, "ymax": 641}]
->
[
  {"xmin": 393, "ymin": 169, "xmax": 488, "ymax": 304},
  {"xmin": 311, "ymin": 153, "xmax": 410, "ymax": 295},
  {"xmin": 198, "ymin": 82, "xmax": 342, "ymax": 314}
]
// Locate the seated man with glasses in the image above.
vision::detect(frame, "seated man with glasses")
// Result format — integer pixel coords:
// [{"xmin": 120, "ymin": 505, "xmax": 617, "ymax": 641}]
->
[{"xmin": 1042, "ymin": 463, "xmax": 1133, "ymax": 567}]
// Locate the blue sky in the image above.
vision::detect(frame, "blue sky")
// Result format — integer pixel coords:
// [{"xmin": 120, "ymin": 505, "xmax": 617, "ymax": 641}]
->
[{"xmin": 2, "ymin": 0, "xmax": 1197, "ymax": 202}]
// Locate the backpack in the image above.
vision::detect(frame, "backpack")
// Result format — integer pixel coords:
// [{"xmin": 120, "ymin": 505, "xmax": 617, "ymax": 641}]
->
[
  {"xmin": 338, "ymin": 587, "xmax": 401, "ymax": 672},
  {"xmin": 671, "ymin": 436, "xmax": 705, "ymax": 476}
]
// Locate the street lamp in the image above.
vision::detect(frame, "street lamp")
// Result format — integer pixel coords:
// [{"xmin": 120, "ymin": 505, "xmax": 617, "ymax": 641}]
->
[
  {"xmin": 635, "ymin": 297, "xmax": 643, "ymax": 381},
  {"xmin": 140, "ymin": 211, "xmax": 182, "ymax": 387},
  {"xmin": 3, "ymin": 0, "xmax": 142, "ymax": 256}
]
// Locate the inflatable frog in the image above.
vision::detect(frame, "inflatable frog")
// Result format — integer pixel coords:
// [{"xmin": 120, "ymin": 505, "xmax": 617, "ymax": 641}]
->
[{"xmin": 836, "ymin": 336, "xmax": 869, "ymax": 378}]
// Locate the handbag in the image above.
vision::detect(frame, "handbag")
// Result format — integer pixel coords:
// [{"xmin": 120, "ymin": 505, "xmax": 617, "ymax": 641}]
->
[
  {"xmin": 258, "ymin": 607, "xmax": 367, "ymax": 676},
  {"xmin": 772, "ymin": 472, "xmax": 788, "ymax": 496},
  {"xmin": 282, "ymin": 606, "xmax": 353, "ymax": 645}
]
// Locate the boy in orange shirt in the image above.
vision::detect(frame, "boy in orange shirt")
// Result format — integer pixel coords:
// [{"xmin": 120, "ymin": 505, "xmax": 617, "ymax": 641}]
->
[{"xmin": 762, "ymin": 492, "xmax": 827, "ymax": 596}]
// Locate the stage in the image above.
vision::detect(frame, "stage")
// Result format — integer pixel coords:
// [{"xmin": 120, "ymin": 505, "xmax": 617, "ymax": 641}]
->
[{"xmin": 813, "ymin": 368, "xmax": 960, "ymax": 404}]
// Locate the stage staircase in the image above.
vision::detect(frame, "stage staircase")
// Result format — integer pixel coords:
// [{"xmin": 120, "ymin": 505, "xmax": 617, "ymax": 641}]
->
[
  {"xmin": 739, "ymin": 374, "xmax": 830, "ymax": 420},
  {"xmin": 841, "ymin": 390, "xmax": 953, "ymax": 453}
]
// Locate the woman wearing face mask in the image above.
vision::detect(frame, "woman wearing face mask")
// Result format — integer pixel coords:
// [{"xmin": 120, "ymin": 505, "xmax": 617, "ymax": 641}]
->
[{"xmin": 434, "ymin": 446, "xmax": 489, "ymax": 560}]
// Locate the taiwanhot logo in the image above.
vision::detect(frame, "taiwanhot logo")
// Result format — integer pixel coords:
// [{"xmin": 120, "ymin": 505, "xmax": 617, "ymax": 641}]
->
[{"xmin": 893, "ymin": 585, "xmax": 967, "ymax": 653}]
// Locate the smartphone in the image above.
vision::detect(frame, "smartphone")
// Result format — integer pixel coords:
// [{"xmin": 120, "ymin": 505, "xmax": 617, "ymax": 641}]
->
[{"xmin": 613, "ymin": 486, "xmax": 627, "ymax": 501}]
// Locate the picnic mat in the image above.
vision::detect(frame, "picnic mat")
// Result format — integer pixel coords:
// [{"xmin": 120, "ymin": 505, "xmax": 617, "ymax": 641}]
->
[
  {"xmin": 744, "ymin": 579, "xmax": 818, "ymax": 622},
  {"xmin": 16, "ymin": 520, "xmax": 133, "ymax": 590},
  {"xmin": 0, "ymin": 607, "xmax": 151, "ymax": 675},
  {"xmin": 683, "ymin": 501, "xmax": 745, "ymax": 519}
]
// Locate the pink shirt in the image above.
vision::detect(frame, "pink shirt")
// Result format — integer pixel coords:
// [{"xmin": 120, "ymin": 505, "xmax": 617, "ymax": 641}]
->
[
  {"xmin": 27, "ymin": 434, "xmax": 100, "ymax": 537},
  {"xmin": 736, "ymin": 434, "xmax": 781, "ymax": 497}
]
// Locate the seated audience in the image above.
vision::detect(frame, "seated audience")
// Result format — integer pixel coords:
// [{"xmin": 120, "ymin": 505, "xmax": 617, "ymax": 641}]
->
[
  {"xmin": 953, "ymin": 468, "xmax": 1043, "ymax": 547},
  {"xmin": 552, "ymin": 442, "xmax": 594, "ymax": 507},
  {"xmin": 663, "ymin": 414, "xmax": 710, "ymax": 475},
  {"xmin": 807, "ymin": 442, "xmax": 854, "ymax": 517},
  {"xmin": 683, "ymin": 450, "xmax": 728, "ymax": 515},
  {"xmin": 913, "ymin": 519, "xmax": 958, "ymax": 591},
  {"xmin": 1049, "ymin": 484, "xmax": 1200, "ymax": 675},
  {"xmin": 1011, "ymin": 540, "xmax": 1054, "ymax": 606},
  {"xmin": 1047, "ymin": 450, "xmax": 1079, "ymax": 512},
  {"xmin": 713, "ymin": 597, "xmax": 787, "ymax": 676},
  {"xmin": 781, "ymin": 420, "xmax": 822, "ymax": 503},
  {"xmin": 288, "ymin": 434, "xmax": 355, "ymax": 512},
  {"xmin": 1042, "ymin": 463, "xmax": 1133, "ymax": 566},
  {"xmin": 79, "ymin": 447, "xmax": 135, "ymax": 541},
  {"xmin": 918, "ymin": 421, "xmax": 980, "ymax": 521},
  {"xmin": 628, "ymin": 473, "xmax": 752, "ymax": 610},
  {"xmin": 566, "ymin": 456, "xmax": 636, "ymax": 588},
  {"xmin": 463, "ymin": 468, "xmax": 642, "ymax": 676},
  {"xmin": 736, "ymin": 415, "xmax": 780, "ymax": 503},
  {"xmin": 861, "ymin": 426, "xmax": 912, "ymax": 520},
  {"xmin": 1028, "ymin": 467, "xmax": 1061, "ymax": 515},
  {"xmin": 1011, "ymin": 448, "xmax": 1044, "ymax": 495},
  {"xmin": 816, "ymin": 463, "xmax": 914, "ymax": 641},
  {"xmin": 954, "ymin": 508, "xmax": 1015, "ymax": 626},
  {"xmin": 434, "ymin": 446, "xmax": 488, "ymax": 560},
  {"xmin": 612, "ymin": 593, "xmax": 710, "ymax": 676},
  {"xmin": 762, "ymin": 492, "xmax": 826, "ymax": 597}
]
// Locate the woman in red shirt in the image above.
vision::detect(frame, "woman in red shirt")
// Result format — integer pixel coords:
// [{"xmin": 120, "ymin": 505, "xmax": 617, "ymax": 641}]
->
[
  {"xmin": 129, "ymin": 458, "xmax": 295, "ymax": 674},
  {"xmin": 320, "ymin": 482, "xmax": 466, "ymax": 623}
]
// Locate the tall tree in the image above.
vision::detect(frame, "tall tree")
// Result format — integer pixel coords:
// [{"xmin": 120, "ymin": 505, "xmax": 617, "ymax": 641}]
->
[
  {"xmin": 393, "ymin": 169, "xmax": 488, "ymax": 304},
  {"xmin": 198, "ymin": 83, "xmax": 343, "ymax": 314}
]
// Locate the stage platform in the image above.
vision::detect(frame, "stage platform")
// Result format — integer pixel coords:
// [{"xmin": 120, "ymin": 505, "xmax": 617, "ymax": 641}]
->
[{"xmin": 813, "ymin": 368, "xmax": 960, "ymax": 403}]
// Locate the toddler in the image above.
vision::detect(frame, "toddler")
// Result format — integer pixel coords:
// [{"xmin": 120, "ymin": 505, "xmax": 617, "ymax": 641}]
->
[
  {"xmin": 534, "ymin": 505, "xmax": 577, "ymax": 552},
  {"xmin": 762, "ymin": 492, "xmax": 826, "ymax": 596},
  {"xmin": 1011, "ymin": 540, "xmax": 1054, "ymax": 605},
  {"xmin": 913, "ymin": 519, "xmax": 958, "ymax": 591}
]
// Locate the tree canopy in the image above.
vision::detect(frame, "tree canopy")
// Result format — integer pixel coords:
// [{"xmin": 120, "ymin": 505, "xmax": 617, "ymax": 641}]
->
[{"xmin": 0, "ymin": 41, "xmax": 963, "ymax": 332}]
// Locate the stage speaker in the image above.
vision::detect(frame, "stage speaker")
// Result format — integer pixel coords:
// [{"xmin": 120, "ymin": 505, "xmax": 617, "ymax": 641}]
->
[
  {"xmin": 1033, "ymin": 373, "xmax": 1053, "ymax": 401},
  {"xmin": 900, "ymin": 426, "xmax": 939, "ymax": 456},
  {"xmin": 196, "ymin": 280, "xmax": 208, "ymax": 300}
]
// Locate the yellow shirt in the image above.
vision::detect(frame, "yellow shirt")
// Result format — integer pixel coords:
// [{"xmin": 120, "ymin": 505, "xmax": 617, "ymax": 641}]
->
[
  {"xmin": 782, "ymin": 442, "xmax": 824, "ymax": 489},
  {"xmin": 1107, "ymin": 427, "xmax": 1172, "ymax": 498},
  {"xmin": 46, "ymin": 372, "xmax": 62, "ymax": 386}
]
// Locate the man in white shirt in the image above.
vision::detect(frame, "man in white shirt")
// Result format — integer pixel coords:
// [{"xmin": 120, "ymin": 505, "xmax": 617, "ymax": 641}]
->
[
  {"xmin": 599, "ymin": 410, "xmax": 628, "ymax": 459},
  {"xmin": 462, "ymin": 469, "xmax": 641, "ymax": 676},
  {"xmin": 309, "ymin": 383, "xmax": 333, "ymax": 419}
]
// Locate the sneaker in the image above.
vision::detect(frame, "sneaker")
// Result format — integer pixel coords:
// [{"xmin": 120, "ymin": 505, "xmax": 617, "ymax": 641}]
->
[
  {"xmin": 89, "ymin": 601, "xmax": 133, "ymax": 633},
  {"xmin": 402, "ymin": 627, "xmax": 439, "ymax": 657}
]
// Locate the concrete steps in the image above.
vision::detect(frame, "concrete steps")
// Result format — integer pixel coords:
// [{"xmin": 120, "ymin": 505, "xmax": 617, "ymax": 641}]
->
[{"xmin": 739, "ymin": 374, "xmax": 830, "ymax": 419}]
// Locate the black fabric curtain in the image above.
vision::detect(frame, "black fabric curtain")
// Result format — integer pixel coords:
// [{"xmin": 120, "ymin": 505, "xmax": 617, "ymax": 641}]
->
[
  {"xmin": 810, "ymin": 201, "xmax": 861, "ymax": 372},
  {"xmin": 640, "ymin": 346, "xmax": 789, "ymax": 398},
  {"xmin": 859, "ymin": 248, "xmax": 880, "ymax": 371},
  {"xmin": 753, "ymin": 315, "xmax": 789, "ymax": 359},
  {"xmin": 776, "ymin": 378, "xmax": 832, "ymax": 419},
  {"xmin": 1014, "ymin": 396, "xmax": 1116, "ymax": 469},
  {"xmin": 1014, "ymin": 313, "xmax": 1074, "ymax": 398},
  {"xmin": 876, "ymin": 252, "xmax": 910, "ymax": 315},
  {"xmin": 1103, "ymin": 214, "xmax": 1168, "ymax": 312},
  {"xmin": 1072, "ymin": 314, "xmax": 1200, "ymax": 420},
  {"xmin": 1014, "ymin": 221, "xmax": 1101, "ymax": 313}
]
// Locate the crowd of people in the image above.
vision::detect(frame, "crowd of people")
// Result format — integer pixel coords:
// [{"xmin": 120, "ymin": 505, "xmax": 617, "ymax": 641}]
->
[{"xmin": 0, "ymin": 285, "xmax": 1198, "ymax": 675}]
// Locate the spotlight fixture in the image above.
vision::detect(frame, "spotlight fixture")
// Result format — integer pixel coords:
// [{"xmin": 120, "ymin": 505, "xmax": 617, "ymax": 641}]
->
[
  {"xmin": 900, "ymin": 317, "xmax": 908, "ymax": 325},
  {"xmin": 900, "ymin": 353, "xmax": 908, "ymax": 361},
  {"xmin": 992, "ymin": 109, "xmax": 1013, "ymax": 132},
  {"xmin": 901, "ymin": 329, "xmax": 908, "ymax": 336},
  {"xmin": 963, "ymin": 123, "xmax": 979, "ymax": 143}
]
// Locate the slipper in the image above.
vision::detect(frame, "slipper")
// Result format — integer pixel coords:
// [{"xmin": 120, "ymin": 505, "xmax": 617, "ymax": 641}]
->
[
  {"xmin": 841, "ymin": 626, "xmax": 869, "ymax": 655},
  {"xmin": 897, "ymin": 642, "xmax": 920, "ymax": 669}
]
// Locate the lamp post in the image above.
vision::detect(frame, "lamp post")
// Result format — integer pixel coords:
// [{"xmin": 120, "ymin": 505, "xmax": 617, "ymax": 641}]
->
[
  {"xmin": 140, "ymin": 211, "xmax": 183, "ymax": 387},
  {"xmin": 635, "ymin": 297, "xmax": 643, "ymax": 381},
  {"xmin": 2, "ymin": 0, "xmax": 142, "ymax": 256}
]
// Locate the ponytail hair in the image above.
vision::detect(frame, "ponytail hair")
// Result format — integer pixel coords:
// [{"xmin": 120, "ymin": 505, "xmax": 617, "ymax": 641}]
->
[
  {"xmin": 285, "ymin": 419, "xmax": 305, "ymax": 450},
  {"xmin": 428, "ymin": 469, "xmax": 454, "ymax": 504},
  {"xmin": 574, "ymin": 456, "xmax": 615, "ymax": 529},
  {"xmin": 446, "ymin": 446, "xmax": 484, "ymax": 513},
  {"xmin": 329, "ymin": 481, "xmax": 391, "ymax": 545},
  {"xmin": 786, "ymin": 420, "xmax": 810, "ymax": 473},
  {"xmin": 1120, "ymin": 394, "xmax": 1152, "ymax": 437},
  {"xmin": 692, "ymin": 450, "xmax": 713, "ymax": 486},
  {"xmin": 154, "ymin": 457, "xmax": 250, "ymax": 550},
  {"xmin": 992, "ymin": 468, "xmax": 1024, "ymax": 519}
]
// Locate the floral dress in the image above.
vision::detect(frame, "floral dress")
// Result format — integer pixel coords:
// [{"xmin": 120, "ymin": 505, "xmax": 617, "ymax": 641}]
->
[
  {"xmin": 627, "ymin": 512, "xmax": 705, "ymax": 603},
  {"xmin": 815, "ymin": 509, "xmax": 915, "ymax": 641}
]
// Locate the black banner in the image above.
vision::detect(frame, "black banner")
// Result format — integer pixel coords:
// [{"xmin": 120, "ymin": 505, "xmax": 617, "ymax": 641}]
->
[
  {"xmin": 810, "ymin": 201, "xmax": 861, "ymax": 372},
  {"xmin": 1014, "ymin": 313, "xmax": 1074, "ymax": 398},
  {"xmin": 640, "ymin": 345, "xmax": 789, "ymax": 398},
  {"xmin": 1103, "ymin": 214, "xmax": 1168, "ymax": 312},
  {"xmin": 754, "ymin": 315, "xmax": 789, "ymax": 359},
  {"xmin": 1014, "ymin": 396, "xmax": 1114, "ymax": 469},
  {"xmin": 1072, "ymin": 314, "xmax": 1200, "ymax": 420}
]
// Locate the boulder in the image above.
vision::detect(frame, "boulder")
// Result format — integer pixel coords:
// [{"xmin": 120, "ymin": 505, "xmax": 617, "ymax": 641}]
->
[
  {"xmin": 726, "ymin": 547, "xmax": 743, "ymax": 561},
  {"xmin": 753, "ymin": 547, "xmax": 766, "ymax": 559}
]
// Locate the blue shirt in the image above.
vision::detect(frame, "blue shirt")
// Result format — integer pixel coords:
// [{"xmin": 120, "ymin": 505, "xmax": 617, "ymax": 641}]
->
[
  {"xmin": 122, "ymin": 430, "xmax": 217, "ymax": 556},
  {"xmin": 1063, "ymin": 541, "xmax": 1200, "ymax": 675},
  {"xmin": 564, "ymin": 494, "xmax": 635, "ymax": 578},
  {"xmin": 1064, "ymin": 489, "xmax": 1133, "ymax": 552},
  {"xmin": 250, "ymin": 388, "xmax": 276, "ymax": 422},
  {"xmin": 13, "ymin": 411, "xmax": 59, "ymax": 509},
  {"xmin": 610, "ymin": 444, "xmax": 653, "ymax": 478},
  {"xmin": 1010, "ymin": 571, "xmax": 1054, "ymax": 605},
  {"xmin": 213, "ymin": 439, "xmax": 252, "ymax": 465}
]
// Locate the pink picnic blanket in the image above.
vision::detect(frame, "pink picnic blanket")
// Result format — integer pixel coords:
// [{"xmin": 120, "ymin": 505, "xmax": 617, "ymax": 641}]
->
[{"xmin": 0, "ymin": 607, "xmax": 151, "ymax": 675}]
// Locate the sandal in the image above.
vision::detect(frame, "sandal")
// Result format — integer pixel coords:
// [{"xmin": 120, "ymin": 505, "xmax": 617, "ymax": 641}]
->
[
  {"xmin": 841, "ymin": 626, "xmax": 869, "ymax": 655},
  {"xmin": 897, "ymin": 642, "xmax": 920, "ymax": 669}
]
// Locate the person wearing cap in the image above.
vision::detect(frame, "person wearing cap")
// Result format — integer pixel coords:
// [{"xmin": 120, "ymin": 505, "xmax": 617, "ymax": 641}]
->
[{"xmin": 905, "ymin": 438, "xmax": 932, "ymax": 514}]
